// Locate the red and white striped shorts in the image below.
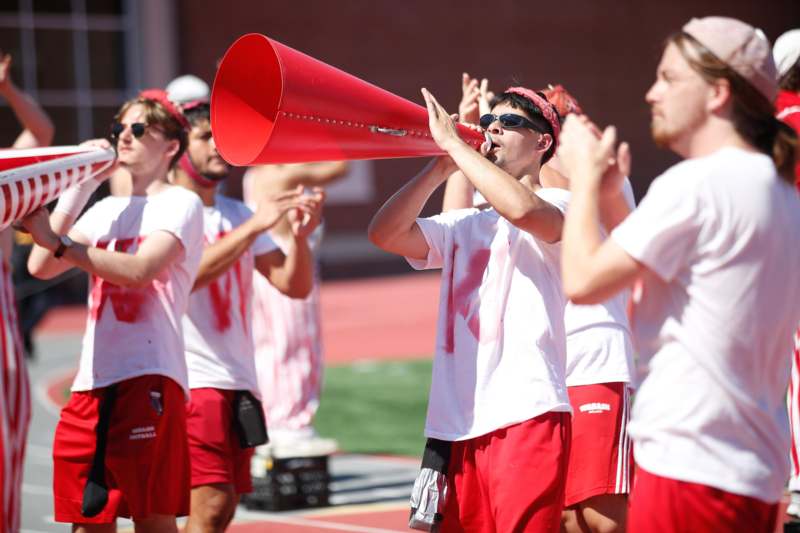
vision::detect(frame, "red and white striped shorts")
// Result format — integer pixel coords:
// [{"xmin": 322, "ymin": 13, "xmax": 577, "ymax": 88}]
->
[{"xmin": 564, "ymin": 382, "xmax": 633, "ymax": 507}]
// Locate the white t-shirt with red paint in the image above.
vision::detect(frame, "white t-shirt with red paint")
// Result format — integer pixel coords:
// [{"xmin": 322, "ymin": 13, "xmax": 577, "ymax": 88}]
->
[
  {"xmin": 611, "ymin": 147, "xmax": 800, "ymax": 503},
  {"xmin": 407, "ymin": 188, "xmax": 572, "ymax": 441},
  {"xmin": 565, "ymin": 179, "xmax": 636, "ymax": 387},
  {"xmin": 183, "ymin": 195, "xmax": 278, "ymax": 395},
  {"xmin": 71, "ymin": 185, "xmax": 204, "ymax": 394}
]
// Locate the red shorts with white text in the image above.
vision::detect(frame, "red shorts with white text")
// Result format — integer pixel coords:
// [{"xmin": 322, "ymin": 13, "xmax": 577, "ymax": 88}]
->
[
  {"xmin": 441, "ymin": 411, "xmax": 571, "ymax": 533},
  {"xmin": 52, "ymin": 374, "xmax": 190, "ymax": 523},
  {"xmin": 628, "ymin": 467, "xmax": 778, "ymax": 533},
  {"xmin": 186, "ymin": 387, "xmax": 254, "ymax": 493},
  {"xmin": 565, "ymin": 382, "xmax": 633, "ymax": 506}
]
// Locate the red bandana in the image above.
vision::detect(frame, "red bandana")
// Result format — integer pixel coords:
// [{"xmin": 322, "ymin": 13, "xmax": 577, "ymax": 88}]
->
[
  {"xmin": 504, "ymin": 87, "xmax": 561, "ymax": 145},
  {"xmin": 138, "ymin": 88, "xmax": 190, "ymax": 130}
]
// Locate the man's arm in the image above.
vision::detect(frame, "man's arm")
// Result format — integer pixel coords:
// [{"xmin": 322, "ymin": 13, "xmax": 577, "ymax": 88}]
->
[
  {"xmin": 23, "ymin": 207, "xmax": 184, "ymax": 287},
  {"xmin": 252, "ymin": 188, "xmax": 325, "ymax": 298},
  {"xmin": 421, "ymin": 89, "xmax": 564, "ymax": 243},
  {"xmin": 0, "ymin": 53, "xmax": 54, "ymax": 148},
  {"xmin": 26, "ymin": 209, "xmax": 89, "ymax": 279},
  {"xmin": 250, "ymin": 162, "xmax": 348, "ymax": 192},
  {"xmin": 443, "ymin": 75, "xmax": 496, "ymax": 213},
  {"xmin": 598, "ymin": 179, "xmax": 634, "ymax": 232},
  {"xmin": 557, "ymin": 115, "xmax": 643, "ymax": 303},
  {"xmin": 26, "ymin": 139, "xmax": 118, "ymax": 279},
  {"xmin": 442, "ymin": 171, "xmax": 475, "ymax": 212},
  {"xmin": 368, "ymin": 157, "xmax": 455, "ymax": 260},
  {"xmin": 192, "ymin": 188, "xmax": 315, "ymax": 291},
  {"xmin": 193, "ymin": 218, "xmax": 263, "ymax": 291},
  {"xmin": 562, "ymin": 180, "xmax": 643, "ymax": 303},
  {"xmin": 253, "ymin": 235, "xmax": 313, "ymax": 299}
]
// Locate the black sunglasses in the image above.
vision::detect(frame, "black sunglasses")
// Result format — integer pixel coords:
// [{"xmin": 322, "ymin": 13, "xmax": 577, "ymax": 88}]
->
[
  {"xmin": 110, "ymin": 121, "xmax": 149, "ymax": 139},
  {"xmin": 479, "ymin": 113, "xmax": 542, "ymax": 132}
]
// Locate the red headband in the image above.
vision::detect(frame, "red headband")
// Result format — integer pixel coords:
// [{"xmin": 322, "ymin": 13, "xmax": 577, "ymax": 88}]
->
[
  {"xmin": 504, "ymin": 87, "xmax": 560, "ymax": 145},
  {"xmin": 138, "ymin": 88, "xmax": 190, "ymax": 129}
]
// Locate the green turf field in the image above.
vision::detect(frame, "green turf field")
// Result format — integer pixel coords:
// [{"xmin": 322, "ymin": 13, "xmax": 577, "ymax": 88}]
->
[{"xmin": 315, "ymin": 358, "xmax": 432, "ymax": 457}]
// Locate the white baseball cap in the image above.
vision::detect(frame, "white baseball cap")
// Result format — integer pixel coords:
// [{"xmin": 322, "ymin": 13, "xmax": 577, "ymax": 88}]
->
[
  {"xmin": 773, "ymin": 29, "xmax": 800, "ymax": 78},
  {"xmin": 165, "ymin": 74, "xmax": 210, "ymax": 104}
]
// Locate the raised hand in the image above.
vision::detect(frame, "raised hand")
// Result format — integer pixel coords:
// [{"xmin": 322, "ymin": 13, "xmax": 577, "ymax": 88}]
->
[
  {"xmin": 252, "ymin": 185, "xmax": 308, "ymax": 232},
  {"xmin": 458, "ymin": 74, "xmax": 495, "ymax": 126},
  {"xmin": 458, "ymin": 73, "xmax": 481, "ymax": 125},
  {"xmin": 557, "ymin": 114, "xmax": 630, "ymax": 197},
  {"xmin": 79, "ymin": 138, "xmax": 120, "ymax": 183},
  {"xmin": 478, "ymin": 77, "xmax": 494, "ymax": 117},
  {"xmin": 288, "ymin": 187, "xmax": 325, "ymax": 239},
  {"xmin": 421, "ymin": 88, "xmax": 463, "ymax": 153}
]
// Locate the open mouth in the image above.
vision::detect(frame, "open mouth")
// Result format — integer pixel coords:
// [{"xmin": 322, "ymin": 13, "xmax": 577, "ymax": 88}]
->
[{"xmin": 486, "ymin": 140, "xmax": 500, "ymax": 161}]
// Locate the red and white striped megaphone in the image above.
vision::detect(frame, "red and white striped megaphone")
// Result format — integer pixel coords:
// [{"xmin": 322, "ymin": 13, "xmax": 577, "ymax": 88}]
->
[
  {"xmin": 211, "ymin": 33, "xmax": 484, "ymax": 165},
  {"xmin": 0, "ymin": 146, "xmax": 115, "ymax": 229}
]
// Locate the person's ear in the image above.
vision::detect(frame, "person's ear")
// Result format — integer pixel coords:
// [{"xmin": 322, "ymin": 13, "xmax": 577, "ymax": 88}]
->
[
  {"xmin": 707, "ymin": 77, "xmax": 732, "ymax": 114},
  {"xmin": 165, "ymin": 138, "xmax": 180, "ymax": 161},
  {"xmin": 537, "ymin": 133, "xmax": 553, "ymax": 152}
]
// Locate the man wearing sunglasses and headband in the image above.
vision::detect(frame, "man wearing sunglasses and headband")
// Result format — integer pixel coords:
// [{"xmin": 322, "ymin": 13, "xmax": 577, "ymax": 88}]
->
[
  {"xmin": 171, "ymin": 101, "xmax": 324, "ymax": 532},
  {"xmin": 370, "ymin": 86, "xmax": 576, "ymax": 532},
  {"xmin": 20, "ymin": 89, "xmax": 204, "ymax": 532},
  {"xmin": 445, "ymin": 80, "xmax": 635, "ymax": 533},
  {"xmin": 558, "ymin": 17, "xmax": 800, "ymax": 532}
]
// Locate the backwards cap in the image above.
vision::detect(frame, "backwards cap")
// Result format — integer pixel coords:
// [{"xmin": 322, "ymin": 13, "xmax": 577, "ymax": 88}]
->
[
  {"xmin": 682, "ymin": 16, "xmax": 778, "ymax": 101},
  {"xmin": 503, "ymin": 87, "xmax": 561, "ymax": 144}
]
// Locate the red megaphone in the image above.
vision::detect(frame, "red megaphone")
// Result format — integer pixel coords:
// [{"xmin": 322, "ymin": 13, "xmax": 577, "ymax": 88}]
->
[{"xmin": 211, "ymin": 33, "xmax": 484, "ymax": 166}]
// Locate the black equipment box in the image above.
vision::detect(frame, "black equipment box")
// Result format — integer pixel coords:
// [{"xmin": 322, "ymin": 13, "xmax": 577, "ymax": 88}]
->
[{"xmin": 243, "ymin": 454, "xmax": 330, "ymax": 511}]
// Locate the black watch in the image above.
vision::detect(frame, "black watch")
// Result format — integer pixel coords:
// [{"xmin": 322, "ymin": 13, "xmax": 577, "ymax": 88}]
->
[{"xmin": 54, "ymin": 235, "xmax": 74, "ymax": 259}]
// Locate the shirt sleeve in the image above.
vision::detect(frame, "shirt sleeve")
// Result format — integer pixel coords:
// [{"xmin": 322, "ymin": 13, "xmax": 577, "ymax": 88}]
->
[
  {"xmin": 252, "ymin": 231, "xmax": 279, "ymax": 257},
  {"xmin": 72, "ymin": 199, "xmax": 107, "ymax": 244},
  {"xmin": 152, "ymin": 188, "xmax": 204, "ymax": 251},
  {"xmin": 535, "ymin": 187, "xmax": 571, "ymax": 214},
  {"xmin": 405, "ymin": 208, "xmax": 476, "ymax": 270},
  {"xmin": 611, "ymin": 169, "xmax": 704, "ymax": 282}
]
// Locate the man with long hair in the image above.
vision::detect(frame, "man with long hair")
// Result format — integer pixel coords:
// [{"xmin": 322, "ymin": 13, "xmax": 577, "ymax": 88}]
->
[{"xmin": 558, "ymin": 17, "xmax": 800, "ymax": 532}]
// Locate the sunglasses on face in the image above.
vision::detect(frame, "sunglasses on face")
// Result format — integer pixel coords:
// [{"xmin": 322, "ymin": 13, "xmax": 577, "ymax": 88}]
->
[
  {"xmin": 110, "ymin": 122, "xmax": 153, "ymax": 139},
  {"xmin": 479, "ymin": 113, "xmax": 542, "ymax": 132}
]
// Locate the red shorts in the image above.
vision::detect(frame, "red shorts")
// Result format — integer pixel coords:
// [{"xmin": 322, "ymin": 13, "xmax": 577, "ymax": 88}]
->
[
  {"xmin": 629, "ymin": 467, "xmax": 778, "ymax": 533},
  {"xmin": 53, "ymin": 374, "xmax": 190, "ymax": 523},
  {"xmin": 441, "ymin": 411, "xmax": 571, "ymax": 533},
  {"xmin": 186, "ymin": 388, "xmax": 254, "ymax": 493},
  {"xmin": 565, "ymin": 382, "xmax": 633, "ymax": 506}
]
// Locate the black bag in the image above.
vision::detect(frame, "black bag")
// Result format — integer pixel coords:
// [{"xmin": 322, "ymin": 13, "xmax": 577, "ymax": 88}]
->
[
  {"xmin": 233, "ymin": 390, "xmax": 268, "ymax": 448},
  {"xmin": 82, "ymin": 384, "xmax": 118, "ymax": 518}
]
